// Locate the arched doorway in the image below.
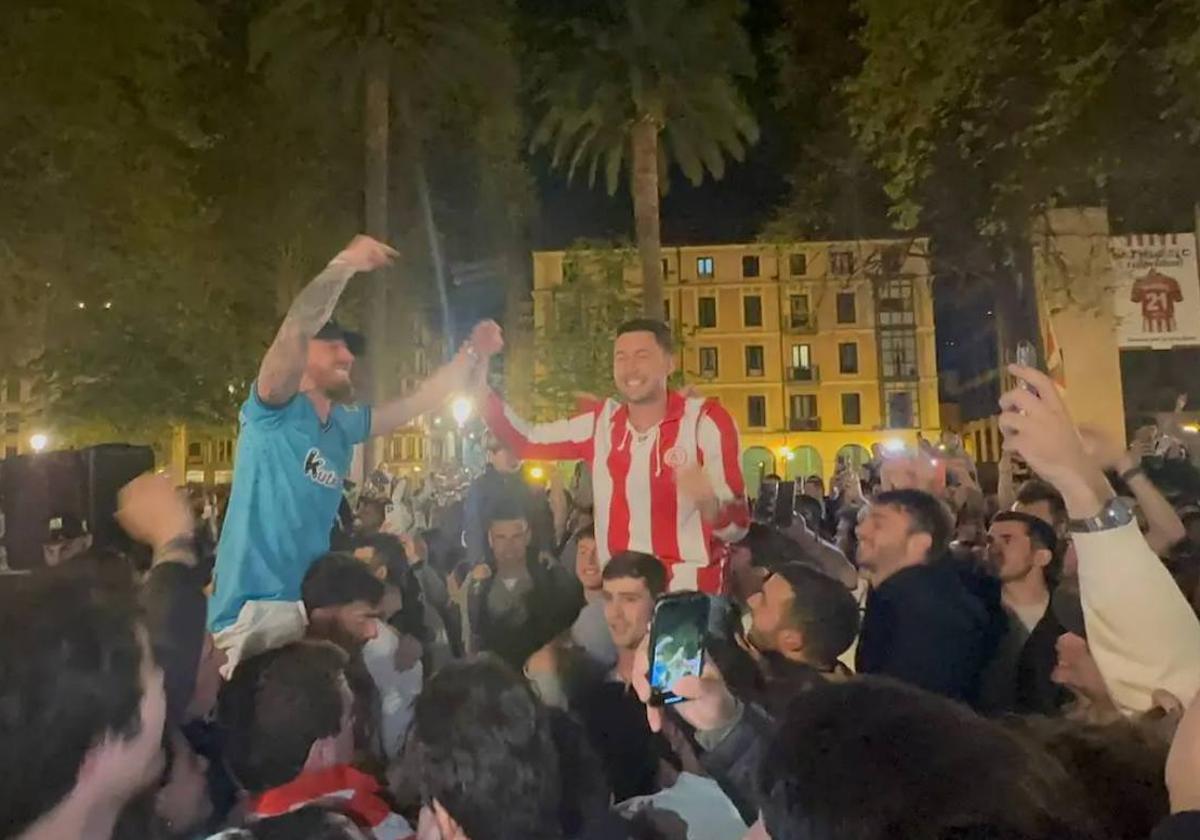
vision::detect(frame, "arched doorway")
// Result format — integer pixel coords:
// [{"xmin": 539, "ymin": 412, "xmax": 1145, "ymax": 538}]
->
[
  {"xmin": 784, "ymin": 446, "xmax": 822, "ymax": 482},
  {"xmin": 741, "ymin": 446, "xmax": 775, "ymax": 498},
  {"xmin": 836, "ymin": 444, "xmax": 871, "ymax": 472}
]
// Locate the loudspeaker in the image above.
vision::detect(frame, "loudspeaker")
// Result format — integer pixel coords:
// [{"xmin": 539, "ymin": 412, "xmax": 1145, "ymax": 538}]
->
[{"xmin": 1, "ymin": 444, "xmax": 154, "ymax": 571}]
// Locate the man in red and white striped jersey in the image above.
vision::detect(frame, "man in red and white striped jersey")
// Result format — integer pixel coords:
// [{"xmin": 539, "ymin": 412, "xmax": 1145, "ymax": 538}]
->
[{"xmin": 472, "ymin": 318, "xmax": 749, "ymax": 593}]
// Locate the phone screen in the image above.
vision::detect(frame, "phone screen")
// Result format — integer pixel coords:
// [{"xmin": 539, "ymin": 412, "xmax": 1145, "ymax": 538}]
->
[{"xmin": 648, "ymin": 594, "xmax": 710, "ymax": 706}]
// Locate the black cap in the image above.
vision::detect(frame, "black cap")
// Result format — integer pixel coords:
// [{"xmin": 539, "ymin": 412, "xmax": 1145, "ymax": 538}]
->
[
  {"xmin": 48, "ymin": 513, "xmax": 88, "ymax": 541},
  {"xmin": 313, "ymin": 320, "xmax": 366, "ymax": 356}
]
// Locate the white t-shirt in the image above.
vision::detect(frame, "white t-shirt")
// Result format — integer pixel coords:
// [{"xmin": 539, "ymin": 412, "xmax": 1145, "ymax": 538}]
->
[{"xmin": 1009, "ymin": 597, "xmax": 1050, "ymax": 634}]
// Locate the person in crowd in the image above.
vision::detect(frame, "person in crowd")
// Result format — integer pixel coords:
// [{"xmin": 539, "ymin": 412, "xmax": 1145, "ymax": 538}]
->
[
  {"xmin": 302, "ymin": 552, "xmax": 384, "ymax": 647},
  {"xmin": 979, "ymin": 511, "xmax": 1060, "ymax": 713},
  {"xmin": 628, "ymin": 612, "xmax": 774, "ymax": 827},
  {"xmin": 998, "ymin": 364, "xmax": 1200, "ymax": 715},
  {"xmin": 209, "ymin": 805, "xmax": 375, "ymax": 839},
  {"xmin": 463, "ymin": 433, "xmax": 554, "ymax": 568},
  {"xmin": 207, "ymin": 233, "xmax": 500, "ymax": 672},
  {"xmin": 1080, "ymin": 424, "xmax": 1186, "ymax": 557},
  {"xmin": 855, "ymin": 488, "xmax": 1002, "ymax": 705},
  {"xmin": 569, "ymin": 525, "xmax": 619, "ymax": 671},
  {"xmin": 217, "ymin": 640, "xmax": 413, "ymax": 839},
  {"xmin": 397, "ymin": 530, "xmax": 458, "ymax": 662},
  {"xmin": 474, "ymin": 318, "xmax": 749, "ymax": 593},
  {"xmin": 354, "ymin": 497, "xmax": 388, "ymax": 538},
  {"xmin": 727, "ymin": 522, "xmax": 856, "ymax": 608},
  {"xmin": 746, "ymin": 562, "xmax": 860, "ymax": 712},
  {"xmin": 753, "ymin": 678, "xmax": 1101, "ymax": 840},
  {"xmin": 42, "ymin": 511, "xmax": 92, "ymax": 566},
  {"xmin": 577, "ymin": 550, "xmax": 666, "ymax": 802},
  {"xmin": 405, "ymin": 656, "xmax": 563, "ymax": 840},
  {"xmin": 1, "ymin": 575, "xmax": 167, "ymax": 840},
  {"xmin": 463, "ymin": 502, "xmax": 581, "ymax": 660}
]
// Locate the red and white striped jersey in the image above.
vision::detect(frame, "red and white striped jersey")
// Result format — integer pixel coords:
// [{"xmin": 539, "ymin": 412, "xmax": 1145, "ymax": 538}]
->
[{"xmin": 483, "ymin": 389, "xmax": 749, "ymax": 593}]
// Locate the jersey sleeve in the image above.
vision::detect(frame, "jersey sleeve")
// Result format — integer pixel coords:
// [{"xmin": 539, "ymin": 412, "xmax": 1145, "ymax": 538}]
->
[
  {"xmin": 336, "ymin": 404, "xmax": 373, "ymax": 446},
  {"xmin": 697, "ymin": 400, "xmax": 750, "ymax": 543},
  {"xmin": 482, "ymin": 389, "xmax": 597, "ymax": 461},
  {"xmin": 240, "ymin": 381, "xmax": 299, "ymax": 428}
]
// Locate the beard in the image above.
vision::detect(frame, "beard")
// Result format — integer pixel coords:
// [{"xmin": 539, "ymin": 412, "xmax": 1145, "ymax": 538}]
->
[{"xmin": 324, "ymin": 379, "xmax": 355, "ymax": 404}]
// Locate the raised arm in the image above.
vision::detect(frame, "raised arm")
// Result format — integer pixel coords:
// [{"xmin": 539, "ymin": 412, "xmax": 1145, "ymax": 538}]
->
[
  {"xmin": 481, "ymin": 387, "xmax": 598, "ymax": 461},
  {"xmin": 257, "ymin": 236, "xmax": 397, "ymax": 406}
]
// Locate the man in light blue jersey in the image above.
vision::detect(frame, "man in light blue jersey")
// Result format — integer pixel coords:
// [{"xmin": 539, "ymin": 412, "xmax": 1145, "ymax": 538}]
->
[{"xmin": 209, "ymin": 235, "xmax": 499, "ymax": 671}]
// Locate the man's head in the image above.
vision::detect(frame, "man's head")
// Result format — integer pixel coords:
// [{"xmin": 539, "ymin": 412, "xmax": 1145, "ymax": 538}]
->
[
  {"xmin": 729, "ymin": 523, "xmax": 812, "ymax": 605},
  {"xmin": 574, "ymin": 526, "xmax": 601, "ymax": 591},
  {"xmin": 485, "ymin": 434, "xmax": 521, "ymax": 473},
  {"xmin": 0, "ymin": 575, "xmax": 166, "ymax": 835},
  {"xmin": 987, "ymin": 511, "xmax": 1058, "ymax": 587},
  {"xmin": 219, "ymin": 641, "xmax": 354, "ymax": 794},
  {"xmin": 43, "ymin": 513, "xmax": 92, "ymax": 567},
  {"xmin": 802, "ymin": 475, "xmax": 825, "ymax": 500},
  {"xmin": 1015, "ymin": 479, "xmax": 1068, "ymax": 533},
  {"xmin": 408, "ymin": 656, "xmax": 560, "ymax": 840},
  {"xmin": 304, "ymin": 321, "xmax": 362, "ymax": 403},
  {"xmin": 747, "ymin": 563, "xmax": 860, "ymax": 668},
  {"xmin": 613, "ymin": 318, "xmax": 674, "ymax": 405},
  {"xmin": 601, "ymin": 551, "xmax": 665, "ymax": 650},
  {"xmin": 302, "ymin": 553, "xmax": 384, "ymax": 645},
  {"xmin": 756, "ymin": 679, "xmax": 1094, "ymax": 840},
  {"xmin": 855, "ymin": 489, "xmax": 951, "ymax": 585},
  {"xmin": 354, "ymin": 498, "xmax": 387, "ymax": 536},
  {"xmin": 487, "ymin": 504, "xmax": 531, "ymax": 572}
]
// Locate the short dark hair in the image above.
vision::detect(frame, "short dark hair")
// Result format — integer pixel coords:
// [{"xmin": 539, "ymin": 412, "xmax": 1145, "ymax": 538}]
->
[
  {"xmin": 218, "ymin": 641, "xmax": 349, "ymax": 793},
  {"xmin": 874, "ymin": 489, "xmax": 953, "ymax": 562},
  {"xmin": 408, "ymin": 656, "xmax": 561, "ymax": 840},
  {"xmin": 737, "ymin": 522, "xmax": 812, "ymax": 570},
  {"xmin": 758, "ymin": 679, "xmax": 1099, "ymax": 840},
  {"xmin": 1006, "ymin": 716, "xmax": 1168, "ymax": 840},
  {"xmin": 601, "ymin": 550, "xmax": 667, "ymax": 597},
  {"xmin": 771, "ymin": 563, "xmax": 860, "ymax": 666},
  {"xmin": 301, "ymin": 553, "xmax": 384, "ymax": 612},
  {"xmin": 240, "ymin": 806, "xmax": 369, "ymax": 839},
  {"xmin": 615, "ymin": 318, "xmax": 672, "ymax": 352},
  {"xmin": 992, "ymin": 511, "xmax": 1059, "ymax": 558},
  {"xmin": 1016, "ymin": 479, "xmax": 1068, "ymax": 528},
  {"xmin": 0, "ymin": 574, "xmax": 148, "ymax": 835},
  {"xmin": 485, "ymin": 498, "xmax": 529, "ymax": 528}
]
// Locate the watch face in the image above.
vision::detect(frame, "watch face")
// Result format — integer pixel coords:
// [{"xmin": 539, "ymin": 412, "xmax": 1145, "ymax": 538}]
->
[{"xmin": 1104, "ymin": 497, "xmax": 1137, "ymax": 527}]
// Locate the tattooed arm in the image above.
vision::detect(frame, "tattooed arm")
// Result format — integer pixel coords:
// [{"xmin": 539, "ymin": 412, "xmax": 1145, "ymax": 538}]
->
[{"xmin": 257, "ymin": 235, "xmax": 397, "ymax": 406}]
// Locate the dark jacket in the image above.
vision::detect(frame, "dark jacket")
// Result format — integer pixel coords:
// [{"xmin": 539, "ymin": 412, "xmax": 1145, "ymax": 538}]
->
[
  {"xmin": 856, "ymin": 562, "xmax": 1000, "ymax": 706},
  {"xmin": 1153, "ymin": 812, "xmax": 1200, "ymax": 840},
  {"xmin": 697, "ymin": 701, "xmax": 774, "ymax": 825},
  {"xmin": 1015, "ymin": 606, "xmax": 1072, "ymax": 715},
  {"xmin": 463, "ymin": 466, "xmax": 554, "ymax": 566},
  {"xmin": 140, "ymin": 557, "xmax": 207, "ymax": 728},
  {"xmin": 758, "ymin": 652, "xmax": 841, "ymax": 717}
]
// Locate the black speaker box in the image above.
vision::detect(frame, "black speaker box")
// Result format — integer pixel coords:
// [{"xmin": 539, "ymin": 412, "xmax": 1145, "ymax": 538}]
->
[{"xmin": 1, "ymin": 444, "xmax": 155, "ymax": 571}]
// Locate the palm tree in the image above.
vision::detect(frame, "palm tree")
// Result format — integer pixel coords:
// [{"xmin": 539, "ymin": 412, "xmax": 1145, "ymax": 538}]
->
[
  {"xmin": 250, "ymin": 0, "xmax": 516, "ymax": 467},
  {"xmin": 529, "ymin": 0, "xmax": 759, "ymax": 319}
]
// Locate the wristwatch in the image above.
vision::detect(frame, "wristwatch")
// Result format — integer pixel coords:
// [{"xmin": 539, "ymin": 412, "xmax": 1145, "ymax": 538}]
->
[{"xmin": 1068, "ymin": 496, "xmax": 1136, "ymax": 534}]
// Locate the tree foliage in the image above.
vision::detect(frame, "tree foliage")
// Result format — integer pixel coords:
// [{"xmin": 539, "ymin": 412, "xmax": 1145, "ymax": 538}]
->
[
  {"xmin": 847, "ymin": 0, "xmax": 1200, "ymax": 235},
  {"xmin": 532, "ymin": 243, "xmax": 641, "ymax": 414}
]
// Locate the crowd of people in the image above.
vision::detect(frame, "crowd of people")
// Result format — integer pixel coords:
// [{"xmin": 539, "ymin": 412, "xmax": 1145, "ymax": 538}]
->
[{"xmin": 6, "ymin": 235, "xmax": 1200, "ymax": 840}]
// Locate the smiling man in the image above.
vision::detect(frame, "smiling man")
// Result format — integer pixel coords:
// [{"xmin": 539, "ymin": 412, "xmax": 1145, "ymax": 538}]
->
[
  {"xmin": 475, "ymin": 318, "xmax": 749, "ymax": 593},
  {"xmin": 208, "ymin": 235, "xmax": 499, "ymax": 671}
]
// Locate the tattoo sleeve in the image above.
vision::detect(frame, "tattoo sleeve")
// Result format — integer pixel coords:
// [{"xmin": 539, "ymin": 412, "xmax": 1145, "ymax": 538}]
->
[{"xmin": 257, "ymin": 258, "xmax": 358, "ymax": 405}]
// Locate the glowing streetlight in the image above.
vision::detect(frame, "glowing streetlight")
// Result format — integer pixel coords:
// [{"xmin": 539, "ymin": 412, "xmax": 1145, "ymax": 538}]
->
[
  {"xmin": 451, "ymin": 396, "xmax": 473, "ymax": 427},
  {"xmin": 777, "ymin": 446, "xmax": 795, "ymax": 461},
  {"xmin": 29, "ymin": 433, "xmax": 48, "ymax": 453},
  {"xmin": 529, "ymin": 466, "xmax": 545, "ymax": 481},
  {"xmin": 883, "ymin": 438, "xmax": 906, "ymax": 453}
]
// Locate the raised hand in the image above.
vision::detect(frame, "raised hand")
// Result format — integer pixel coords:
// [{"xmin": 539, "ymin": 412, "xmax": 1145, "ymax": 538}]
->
[
  {"xmin": 631, "ymin": 636, "xmax": 739, "ymax": 736},
  {"xmin": 117, "ymin": 473, "xmax": 194, "ymax": 550},
  {"xmin": 333, "ymin": 235, "xmax": 398, "ymax": 273},
  {"xmin": 468, "ymin": 319, "xmax": 504, "ymax": 358}
]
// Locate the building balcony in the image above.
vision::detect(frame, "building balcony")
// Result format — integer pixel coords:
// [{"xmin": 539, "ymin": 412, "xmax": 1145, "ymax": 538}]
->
[
  {"xmin": 789, "ymin": 416, "xmax": 821, "ymax": 431},
  {"xmin": 787, "ymin": 365, "xmax": 820, "ymax": 383}
]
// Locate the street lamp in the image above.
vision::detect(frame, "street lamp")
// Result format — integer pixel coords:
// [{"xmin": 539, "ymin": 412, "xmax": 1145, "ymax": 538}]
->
[
  {"xmin": 29, "ymin": 433, "xmax": 48, "ymax": 453},
  {"xmin": 529, "ymin": 466, "xmax": 545, "ymax": 481},
  {"xmin": 777, "ymin": 446, "xmax": 794, "ymax": 461},
  {"xmin": 451, "ymin": 396, "xmax": 473, "ymax": 427}
]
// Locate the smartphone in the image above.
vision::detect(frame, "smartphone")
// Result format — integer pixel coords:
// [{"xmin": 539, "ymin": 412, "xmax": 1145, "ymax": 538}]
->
[
  {"xmin": 1015, "ymin": 341, "xmax": 1039, "ymax": 395},
  {"xmin": 751, "ymin": 479, "xmax": 796, "ymax": 527},
  {"xmin": 648, "ymin": 593, "xmax": 710, "ymax": 706}
]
